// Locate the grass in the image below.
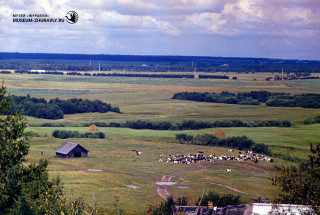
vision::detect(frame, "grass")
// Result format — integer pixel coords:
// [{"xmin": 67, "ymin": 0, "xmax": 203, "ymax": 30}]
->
[
  {"xmin": 27, "ymin": 124, "xmax": 320, "ymax": 160},
  {"xmin": 25, "ymin": 122, "xmax": 319, "ymax": 212},
  {"xmin": 28, "ymin": 133, "xmax": 280, "ymax": 213},
  {"xmin": 2, "ymin": 73, "xmax": 320, "ymax": 213}
]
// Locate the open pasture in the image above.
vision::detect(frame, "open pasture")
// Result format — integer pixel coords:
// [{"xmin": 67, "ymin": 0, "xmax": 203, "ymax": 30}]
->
[
  {"xmin": 26, "ymin": 131, "xmax": 281, "ymax": 213},
  {"xmin": 2, "ymin": 73, "xmax": 320, "ymax": 126},
  {"xmin": 2, "ymin": 72, "xmax": 320, "ymax": 213},
  {"xmin": 25, "ymin": 123, "xmax": 320, "ymax": 213}
]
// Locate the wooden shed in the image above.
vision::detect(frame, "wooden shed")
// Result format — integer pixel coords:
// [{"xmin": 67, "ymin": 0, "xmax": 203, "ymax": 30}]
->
[
  {"xmin": 214, "ymin": 129, "xmax": 226, "ymax": 137},
  {"xmin": 88, "ymin": 124, "xmax": 99, "ymax": 131},
  {"xmin": 56, "ymin": 142, "xmax": 88, "ymax": 158}
]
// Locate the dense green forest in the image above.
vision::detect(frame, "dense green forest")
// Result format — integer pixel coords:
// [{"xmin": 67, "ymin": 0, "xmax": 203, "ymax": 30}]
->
[
  {"xmin": 172, "ymin": 91, "xmax": 320, "ymax": 108},
  {"xmin": 10, "ymin": 95, "xmax": 120, "ymax": 119},
  {"xmin": 1, "ymin": 52, "xmax": 320, "ymax": 73}
]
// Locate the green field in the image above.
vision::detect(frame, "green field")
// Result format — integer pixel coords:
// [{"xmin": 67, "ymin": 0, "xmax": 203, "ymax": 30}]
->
[{"xmin": 2, "ymin": 73, "xmax": 320, "ymax": 214}]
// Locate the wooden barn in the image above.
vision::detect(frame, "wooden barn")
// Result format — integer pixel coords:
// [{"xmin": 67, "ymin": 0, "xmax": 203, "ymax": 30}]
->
[
  {"xmin": 88, "ymin": 124, "xmax": 99, "ymax": 131},
  {"xmin": 56, "ymin": 142, "xmax": 88, "ymax": 158}
]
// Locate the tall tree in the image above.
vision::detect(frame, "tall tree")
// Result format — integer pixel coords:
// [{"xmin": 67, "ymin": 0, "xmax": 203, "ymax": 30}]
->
[
  {"xmin": 0, "ymin": 83, "xmax": 67, "ymax": 214},
  {"xmin": 272, "ymin": 143, "xmax": 320, "ymax": 214}
]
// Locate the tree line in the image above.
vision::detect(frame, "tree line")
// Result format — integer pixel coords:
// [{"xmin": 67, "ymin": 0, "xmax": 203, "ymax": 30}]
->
[
  {"xmin": 82, "ymin": 119, "xmax": 291, "ymax": 130},
  {"xmin": 10, "ymin": 95, "xmax": 120, "ymax": 119},
  {"xmin": 2, "ymin": 52, "xmax": 320, "ymax": 74},
  {"xmin": 52, "ymin": 130, "xmax": 105, "ymax": 139},
  {"xmin": 172, "ymin": 91, "xmax": 320, "ymax": 108},
  {"xmin": 12, "ymin": 70, "xmax": 230, "ymax": 79},
  {"xmin": 0, "ymin": 70, "xmax": 11, "ymax": 74},
  {"xmin": 176, "ymin": 134, "xmax": 272, "ymax": 155}
]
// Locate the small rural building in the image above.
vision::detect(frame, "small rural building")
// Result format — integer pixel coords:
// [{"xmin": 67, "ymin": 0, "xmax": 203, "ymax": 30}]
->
[
  {"xmin": 56, "ymin": 142, "xmax": 88, "ymax": 158},
  {"xmin": 214, "ymin": 129, "xmax": 226, "ymax": 137},
  {"xmin": 88, "ymin": 124, "xmax": 99, "ymax": 131}
]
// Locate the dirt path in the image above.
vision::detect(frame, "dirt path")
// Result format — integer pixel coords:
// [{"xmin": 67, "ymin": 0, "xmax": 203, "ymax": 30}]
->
[
  {"xmin": 205, "ymin": 182, "xmax": 248, "ymax": 194},
  {"xmin": 155, "ymin": 161, "xmax": 273, "ymax": 200},
  {"xmin": 47, "ymin": 161, "xmax": 156, "ymax": 181},
  {"xmin": 33, "ymin": 160, "xmax": 274, "ymax": 200}
]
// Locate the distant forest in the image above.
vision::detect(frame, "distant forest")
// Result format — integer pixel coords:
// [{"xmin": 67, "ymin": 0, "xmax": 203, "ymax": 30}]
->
[
  {"xmin": 1, "ymin": 52, "xmax": 320, "ymax": 73},
  {"xmin": 172, "ymin": 91, "xmax": 320, "ymax": 109},
  {"xmin": 10, "ymin": 95, "xmax": 120, "ymax": 119},
  {"xmin": 10, "ymin": 70, "xmax": 229, "ymax": 79}
]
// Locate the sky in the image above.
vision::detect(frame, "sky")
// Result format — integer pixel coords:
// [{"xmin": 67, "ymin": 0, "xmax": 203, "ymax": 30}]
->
[{"xmin": 0, "ymin": 0, "xmax": 320, "ymax": 60}]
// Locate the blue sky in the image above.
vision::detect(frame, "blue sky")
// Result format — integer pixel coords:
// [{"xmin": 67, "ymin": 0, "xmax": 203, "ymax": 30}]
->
[{"xmin": 1, "ymin": 0, "xmax": 320, "ymax": 60}]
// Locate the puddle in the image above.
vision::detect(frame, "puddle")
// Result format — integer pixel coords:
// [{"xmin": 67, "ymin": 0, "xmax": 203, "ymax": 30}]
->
[
  {"xmin": 155, "ymin": 182, "xmax": 177, "ymax": 186},
  {"xmin": 178, "ymin": 186, "xmax": 189, "ymax": 189},
  {"xmin": 205, "ymin": 177, "xmax": 210, "ymax": 179},
  {"xmin": 88, "ymin": 169, "xmax": 103, "ymax": 172},
  {"xmin": 127, "ymin": 185, "xmax": 140, "ymax": 189}
]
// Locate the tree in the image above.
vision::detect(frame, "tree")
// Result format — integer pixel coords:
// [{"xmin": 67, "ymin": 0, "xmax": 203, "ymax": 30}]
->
[
  {"xmin": 0, "ymin": 83, "xmax": 66, "ymax": 214},
  {"xmin": 272, "ymin": 143, "xmax": 320, "ymax": 214},
  {"xmin": 151, "ymin": 196, "xmax": 176, "ymax": 215},
  {"xmin": 1, "ymin": 83, "xmax": 121, "ymax": 214},
  {"xmin": 197, "ymin": 191, "xmax": 241, "ymax": 207}
]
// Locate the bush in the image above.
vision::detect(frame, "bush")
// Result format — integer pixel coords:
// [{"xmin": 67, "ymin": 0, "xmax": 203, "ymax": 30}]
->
[
  {"xmin": 252, "ymin": 143, "xmax": 272, "ymax": 156},
  {"xmin": 303, "ymin": 115, "xmax": 320, "ymax": 125},
  {"xmin": 52, "ymin": 130, "xmax": 105, "ymax": 139},
  {"xmin": 198, "ymin": 191, "xmax": 241, "ymax": 207},
  {"xmin": 176, "ymin": 134, "xmax": 272, "ymax": 155},
  {"xmin": 41, "ymin": 123, "xmax": 65, "ymax": 127},
  {"xmin": 24, "ymin": 131, "xmax": 40, "ymax": 137},
  {"xmin": 176, "ymin": 133, "xmax": 193, "ymax": 143}
]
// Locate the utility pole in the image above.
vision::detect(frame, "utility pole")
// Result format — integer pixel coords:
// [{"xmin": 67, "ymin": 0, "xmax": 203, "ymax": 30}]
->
[
  {"xmin": 196, "ymin": 186, "xmax": 206, "ymax": 215},
  {"xmin": 194, "ymin": 64, "xmax": 199, "ymax": 79}
]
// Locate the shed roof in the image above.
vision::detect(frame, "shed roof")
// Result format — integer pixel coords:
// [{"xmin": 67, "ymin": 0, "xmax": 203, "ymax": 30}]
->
[{"xmin": 56, "ymin": 142, "xmax": 88, "ymax": 155}]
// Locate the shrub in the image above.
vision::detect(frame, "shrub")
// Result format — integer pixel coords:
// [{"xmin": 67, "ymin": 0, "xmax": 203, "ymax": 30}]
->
[
  {"xmin": 198, "ymin": 191, "xmax": 241, "ymax": 207},
  {"xmin": 52, "ymin": 130, "xmax": 105, "ymax": 139},
  {"xmin": 41, "ymin": 123, "xmax": 65, "ymax": 127},
  {"xmin": 176, "ymin": 134, "xmax": 272, "ymax": 155},
  {"xmin": 176, "ymin": 133, "xmax": 193, "ymax": 143}
]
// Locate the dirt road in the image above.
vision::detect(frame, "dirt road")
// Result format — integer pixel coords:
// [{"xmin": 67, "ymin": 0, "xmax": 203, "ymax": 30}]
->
[{"xmin": 33, "ymin": 160, "xmax": 274, "ymax": 200}]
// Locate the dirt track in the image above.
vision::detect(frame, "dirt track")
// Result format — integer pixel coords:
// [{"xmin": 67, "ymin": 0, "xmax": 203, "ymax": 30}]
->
[
  {"xmin": 154, "ymin": 161, "xmax": 273, "ymax": 200},
  {"xmin": 38, "ymin": 160, "xmax": 275, "ymax": 200}
]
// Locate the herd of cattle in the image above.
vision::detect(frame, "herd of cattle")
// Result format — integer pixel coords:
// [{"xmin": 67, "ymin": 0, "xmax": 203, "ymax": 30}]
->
[{"xmin": 158, "ymin": 150, "xmax": 273, "ymax": 165}]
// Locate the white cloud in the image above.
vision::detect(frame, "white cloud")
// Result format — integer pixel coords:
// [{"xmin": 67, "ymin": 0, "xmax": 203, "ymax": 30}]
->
[
  {"xmin": 0, "ymin": 0, "xmax": 319, "ymax": 59},
  {"xmin": 91, "ymin": 10, "xmax": 180, "ymax": 35},
  {"xmin": 187, "ymin": 12, "xmax": 235, "ymax": 35}
]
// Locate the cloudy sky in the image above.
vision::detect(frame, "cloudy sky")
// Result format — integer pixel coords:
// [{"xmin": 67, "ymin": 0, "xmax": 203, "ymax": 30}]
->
[{"xmin": 0, "ymin": 0, "xmax": 319, "ymax": 60}]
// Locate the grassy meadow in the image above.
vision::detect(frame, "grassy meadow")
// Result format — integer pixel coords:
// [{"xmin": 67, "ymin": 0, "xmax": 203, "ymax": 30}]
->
[{"xmin": 2, "ymin": 72, "xmax": 320, "ymax": 214}]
